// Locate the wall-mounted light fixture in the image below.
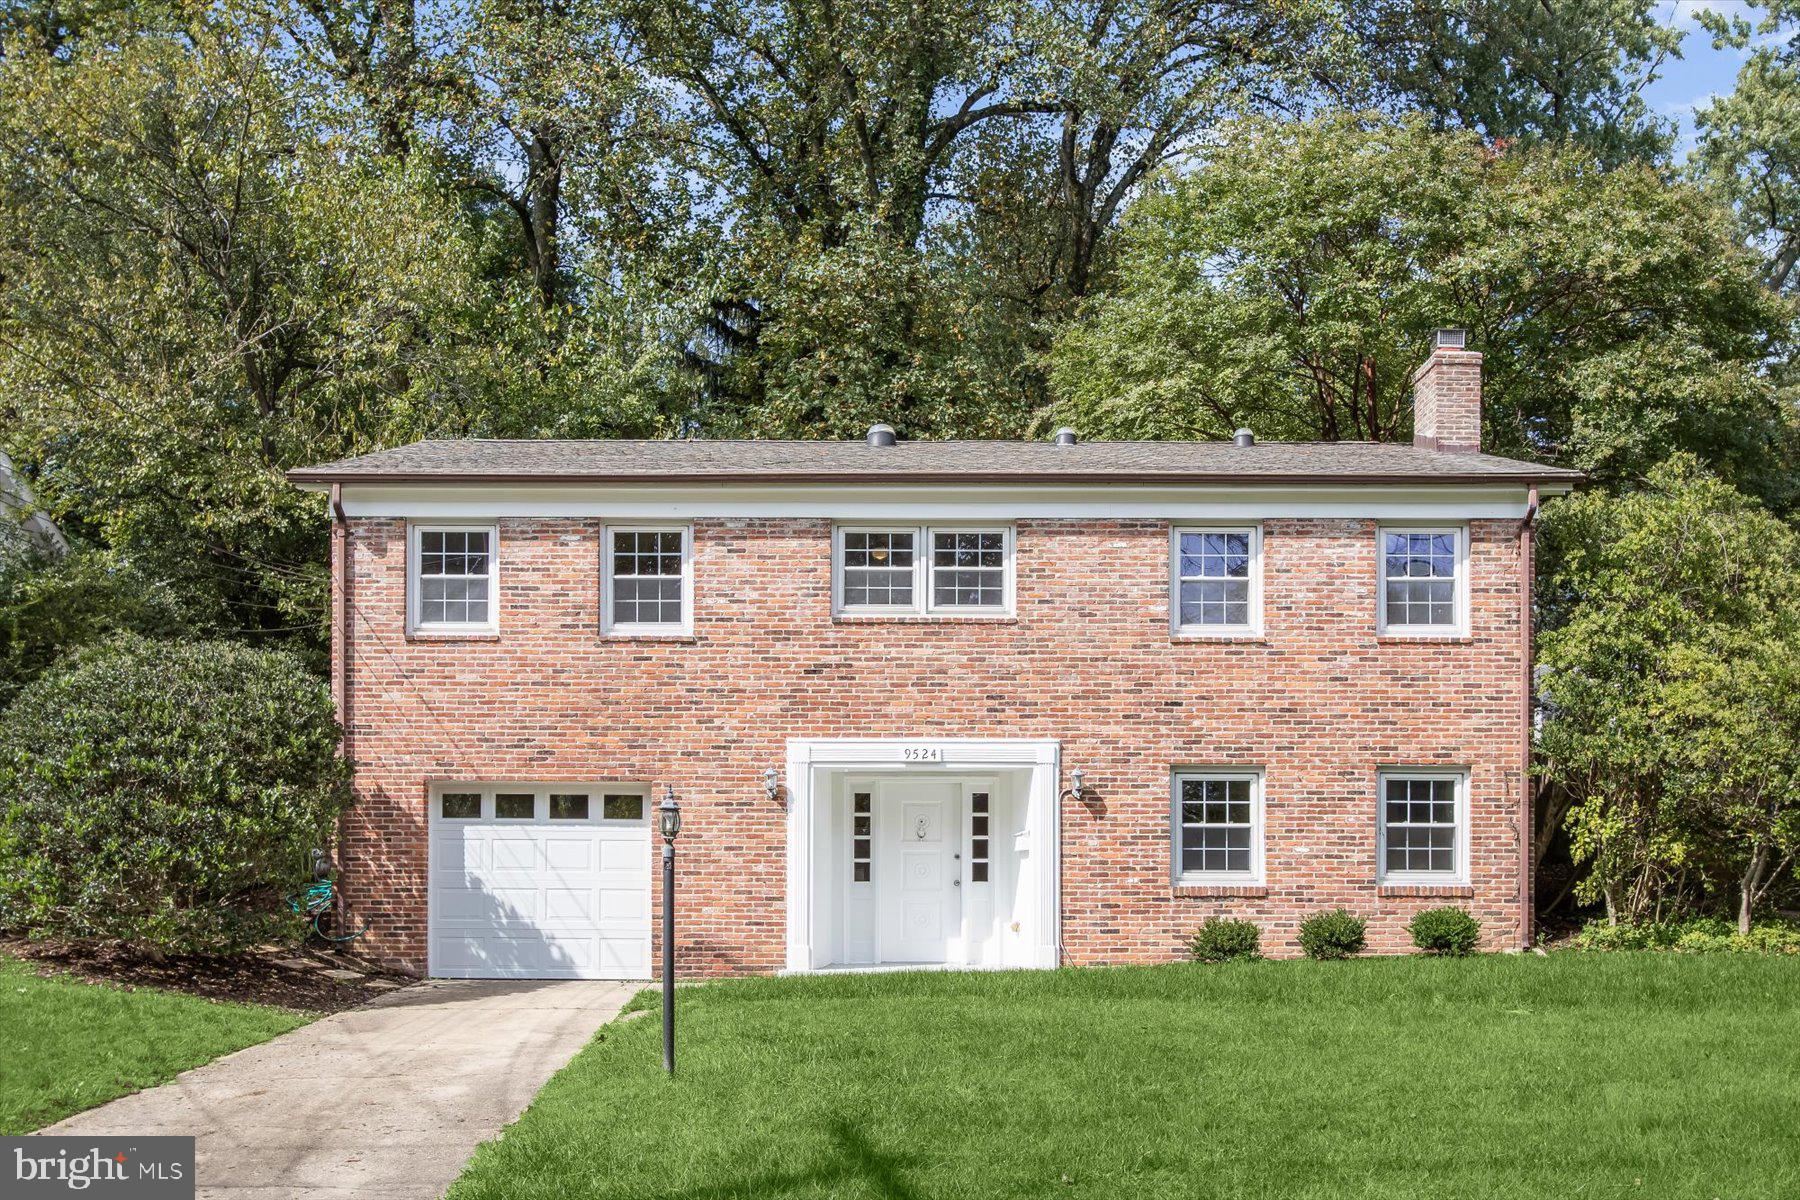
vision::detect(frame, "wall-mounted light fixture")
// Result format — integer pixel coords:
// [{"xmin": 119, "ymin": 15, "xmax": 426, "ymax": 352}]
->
[
  {"xmin": 763, "ymin": 767, "xmax": 784, "ymax": 804},
  {"xmin": 1062, "ymin": 767, "xmax": 1087, "ymax": 804}
]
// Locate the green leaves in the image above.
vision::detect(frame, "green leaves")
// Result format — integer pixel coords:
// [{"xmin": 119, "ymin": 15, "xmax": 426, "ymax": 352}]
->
[
  {"xmin": 0, "ymin": 637, "xmax": 351, "ymax": 953},
  {"xmin": 1048, "ymin": 114, "xmax": 1795, "ymax": 502},
  {"xmin": 1537, "ymin": 459, "xmax": 1800, "ymax": 928}
]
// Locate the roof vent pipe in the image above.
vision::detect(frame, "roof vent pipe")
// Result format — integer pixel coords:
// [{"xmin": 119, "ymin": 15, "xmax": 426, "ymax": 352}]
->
[
  {"xmin": 1052, "ymin": 427, "xmax": 1078, "ymax": 447},
  {"xmin": 1233, "ymin": 428, "xmax": 1255, "ymax": 448},
  {"xmin": 866, "ymin": 423, "xmax": 897, "ymax": 448}
]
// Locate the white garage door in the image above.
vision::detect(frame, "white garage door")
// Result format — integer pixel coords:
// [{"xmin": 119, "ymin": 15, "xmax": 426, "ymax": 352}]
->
[{"xmin": 429, "ymin": 785, "xmax": 651, "ymax": 980}]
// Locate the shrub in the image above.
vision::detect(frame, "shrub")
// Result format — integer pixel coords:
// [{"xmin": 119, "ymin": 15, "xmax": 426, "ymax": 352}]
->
[
  {"xmin": 1672, "ymin": 917, "xmax": 1736, "ymax": 954},
  {"xmin": 1571, "ymin": 917, "xmax": 1800, "ymax": 955},
  {"xmin": 1735, "ymin": 920, "xmax": 1800, "ymax": 954},
  {"xmin": 1408, "ymin": 907, "xmax": 1481, "ymax": 956},
  {"xmin": 0, "ymin": 637, "xmax": 351, "ymax": 953},
  {"xmin": 1569, "ymin": 919, "xmax": 1682, "ymax": 951},
  {"xmin": 1297, "ymin": 909, "xmax": 1366, "ymax": 960},
  {"xmin": 1188, "ymin": 917, "xmax": 1262, "ymax": 963}
]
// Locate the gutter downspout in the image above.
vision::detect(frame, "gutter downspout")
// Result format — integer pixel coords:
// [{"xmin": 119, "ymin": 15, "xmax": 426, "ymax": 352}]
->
[
  {"xmin": 331, "ymin": 484, "xmax": 351, "ymax": 929},
  {"xmin": 331, "ymin": 484, "xmax": 349, "ymax": 731},
  {"xmin": 1519, "ymin": 484, "xmax": 1539, "ymax": 950}
]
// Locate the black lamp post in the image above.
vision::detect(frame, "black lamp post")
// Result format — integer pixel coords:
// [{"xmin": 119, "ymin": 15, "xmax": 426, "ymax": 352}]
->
[{"xmin": 658, "ymin": 786, "xmax": 681, "ymax": 1075}]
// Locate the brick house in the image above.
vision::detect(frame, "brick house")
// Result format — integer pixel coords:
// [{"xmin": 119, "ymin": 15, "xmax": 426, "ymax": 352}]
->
[{"xmin": 289, "ymin": 332, "xmax": 1579, "ymax": 979}]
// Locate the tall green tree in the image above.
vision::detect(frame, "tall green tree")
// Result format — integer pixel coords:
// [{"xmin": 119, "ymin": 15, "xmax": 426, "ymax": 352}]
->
[
  {"xmin": 1695, "ymin": 2, "xmax": 1800, "ymax": 293},
  {"xmin": 1048, "ymin": 114, "xmax": 1796, "ymax": 500},
  {"xmin": 0, "ymin": 10, "xmax": 665, "ymax": 647},
  {"xmin": 1342, "ymin": 0, "xmax": 1680, "ymax": 164},
  {"xmin": 616, "ymin": 0, "xmax": 1333, "ymax": 433},
  {"xmin": 1537, "ymin": 458, "xmax": 1800, "ymax": 932}
]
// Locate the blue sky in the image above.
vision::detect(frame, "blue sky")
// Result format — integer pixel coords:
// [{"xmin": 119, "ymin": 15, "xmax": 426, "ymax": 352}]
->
[{"xmin": 1645, "ymin": 1, "xmax": 1772, "ymax": 149}]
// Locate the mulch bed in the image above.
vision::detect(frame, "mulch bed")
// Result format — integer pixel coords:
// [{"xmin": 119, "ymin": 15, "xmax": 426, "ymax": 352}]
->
[{"xmin": 1, "ymin": 936, "xmax": 418, "ymax": 1013}]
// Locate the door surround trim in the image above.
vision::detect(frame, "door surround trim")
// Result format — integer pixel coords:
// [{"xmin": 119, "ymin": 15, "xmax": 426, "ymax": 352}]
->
[{"xmin": 783, "ymin": 738, "xmax": 1061, "ymax": 973}]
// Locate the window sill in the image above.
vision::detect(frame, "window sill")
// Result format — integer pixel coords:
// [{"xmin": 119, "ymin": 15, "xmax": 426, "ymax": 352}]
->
[
  {"xmin": 833, "ymin": 614, "xmax": 1019, "ymax": 624},
  {"xmin": 406, "ymin": 631, "xmax": 500, "ymax": 643},
  {"xmin": 602, "ymin": 633, "xmax": 698, "ymax": 644},
  {"xmin": 1377, "ymin": 882, "xmax": 1474, "ymax": 898},
  {"xmin": 1171, "ymin": 633, "xmax": 1268, "ymax": 644},
  {"xmin": 1172, "ymin": 883, "xmax": 1268, "ymax": 898},
  {"xmin": 1375, "ymin": 634, "xmax": 1473, "ymax": 645}
]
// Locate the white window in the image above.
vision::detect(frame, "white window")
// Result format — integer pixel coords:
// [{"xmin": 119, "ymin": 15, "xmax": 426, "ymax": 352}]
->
[
  {"xmin": 604, "ymin": 526, "xmax": 692, "ymax": 634},
  {"xmin": 851, "ymin": 790, "xmax": 872, "ymax": 883},
  {"xmin": 410, "ymin": 524, "xmax": 498, "ymax": 634},
  {"xmin": 834, "ymin": 525, "xmax": 1012, "ymax": 616},
  {"xmin": 931, "ymin": 530, "xmax": 1008, "ymax": 609},
  {"xmin": 840, "ymin": 529, "xmax": 917, "ymax": 609},
  {"xmin": 1378, "ymin": 526, "xmax": 1467, "ymax": 635},
  {"xmin": 969, "ymin": 790, "xmax": 992, "ymax": 883},
  {"xmin": 1172, "ymin": 770, "xmax": 1264, "ymax": 884},
  {"xmin": 1171, "ymin": 526, "xmax": 1261, "ymax": 635},
  {"xmin": 1378, "ymin": 771, "xmax": 1468, "ymax": 884}
]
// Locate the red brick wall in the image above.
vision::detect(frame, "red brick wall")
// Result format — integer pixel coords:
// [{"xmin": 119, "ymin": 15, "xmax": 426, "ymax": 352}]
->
[
  {"xmin": 1411, "ymin": 348, "xmax": 1484, "ymax": 452},
  {"xmin": 337, "ymin": 514, "xmax": 1527, "ymax": 975}
]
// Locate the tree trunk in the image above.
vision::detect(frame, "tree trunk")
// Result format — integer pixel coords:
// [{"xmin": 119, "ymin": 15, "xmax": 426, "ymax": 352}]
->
[
  {"xmin": 524, "ymin": 125, "xmax": 562, "ymax": 311},
  {"xmin": 1739, "ymin": 844, "xmax": 1770, "ymax": 936}
]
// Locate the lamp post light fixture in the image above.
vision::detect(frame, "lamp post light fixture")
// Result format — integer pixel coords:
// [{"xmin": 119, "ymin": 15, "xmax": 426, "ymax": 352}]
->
[{"xmin": 658, "ymin": 786, "xmax": 681, "ymax": 1075}]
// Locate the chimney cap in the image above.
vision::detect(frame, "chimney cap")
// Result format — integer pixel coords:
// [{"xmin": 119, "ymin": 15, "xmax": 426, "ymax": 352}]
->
[
  {"xmin": 866, "ymin": 423, "xmax": 897, "ymax": 447},
  {"xmin": 1052, "ymin": 427, "xmax": 1078, "ymax": 447},
  {"xmin": 1233, "ymin": 428, "xmax": 1255, "ymax": 448},
  {"xmin": 1433, "ymin": 328, "xmax": 1468, "ymax": 350}
]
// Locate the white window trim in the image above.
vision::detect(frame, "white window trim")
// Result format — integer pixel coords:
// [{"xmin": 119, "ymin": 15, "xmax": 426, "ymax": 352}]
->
[
  {"xmin": 1376, "ymin": 523, "xmax": 1469, "ymax": 637},
  {"xmin": 1376, "ymin": 769, "xmax": 1470, "ymax": 886},
  {"xmin": 1170, "ymin": 523, "xmax": 1263, "ymax": 637},
  {"xmin": 1170, "ymin": 768, "xmax": 1266, "ymax": 886},
  {"xmin": 603, "ymin": 524, "xmax": 694, "ymax": 636},
  {"xmin": 832, "ymin": 524, "xmax": 1015, "ymax": 617},
  {"xmin": 408, "ymin": 522, "xmax": 499, "ymax": 636},
  {"xmin": 832, "ymin": 525, "xmax": 925, "ymax": 616}
]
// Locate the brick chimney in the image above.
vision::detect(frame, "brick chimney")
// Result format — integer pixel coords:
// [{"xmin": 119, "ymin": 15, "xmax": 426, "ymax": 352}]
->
[{"xmin": 1411, "ymin": 329, "xmax": 1483, "ymax": 453}]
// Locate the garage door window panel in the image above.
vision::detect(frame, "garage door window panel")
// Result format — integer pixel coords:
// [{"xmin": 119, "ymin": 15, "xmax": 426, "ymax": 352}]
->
[
  {"xmin": 495, "ymin": 793, "xmax": 536, "ymax": 820},
  {"xmin": 550, "ymin": 793, "xmax": 590, "ymax": 820}
]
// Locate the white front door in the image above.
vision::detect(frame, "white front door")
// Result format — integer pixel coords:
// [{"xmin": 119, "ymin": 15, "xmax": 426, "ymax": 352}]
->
[{"xmin": 876, "ymin": 780, "xmax": 960, "ymax": 962}]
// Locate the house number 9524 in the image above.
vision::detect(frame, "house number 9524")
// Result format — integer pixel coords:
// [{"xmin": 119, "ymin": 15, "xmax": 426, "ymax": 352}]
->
[{"xmin": 901, "ymin": 747, "xmax": 943, "ymax": 762}]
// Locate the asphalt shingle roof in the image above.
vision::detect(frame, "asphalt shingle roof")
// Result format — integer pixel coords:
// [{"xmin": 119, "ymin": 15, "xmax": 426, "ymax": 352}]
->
[{"xmin": 287, "ymin": 438, "xmax": 1582, "ymax": 486}]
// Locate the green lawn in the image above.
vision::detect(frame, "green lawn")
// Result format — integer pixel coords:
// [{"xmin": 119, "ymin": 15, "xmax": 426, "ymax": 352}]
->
[
  {"xmin": 0, "ymin": 955, "xmax": 311, "ymax": 1134},
  {"xmin": 451, "ymin": 954, "xmax": 1800, "ymax": 1200}
]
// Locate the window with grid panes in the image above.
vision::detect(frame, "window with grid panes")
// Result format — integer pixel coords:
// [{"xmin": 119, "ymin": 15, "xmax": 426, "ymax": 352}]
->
[
  {"xmin": 1174, "ymin": 530, "xmax": 1254, "ymax": 630},
  {"xmin": 851, "ymin": 792, "xmax": 872, "ymax": 882},
  {"xmin": 841, "ymin": 531, "xmax": 916, "ymax": 608},
  {"xmin": 1174, "ymin": 774, "xmax": 1259, "ymax": 880},
  {"xmin": 608, "ymin": 529, "xmax": 686, "ymax": 628},
  {"xmin": 1381, "ymin": 775, "xmax": 1462, "ymax": 879},
  {"xmin": 931, "ymin": 532, "xmax": 1006, "ymax": 609},
  {"xmin": 1380, "ymin": 529, "xmax": 1461, "ymax": 631},
  {"xmin": 414, "ymin": 527, "xmax": 495, "ymax": 630},
  {"xmin": 970, "ymin": 792, "xmax": 991, "ymax": 882}
]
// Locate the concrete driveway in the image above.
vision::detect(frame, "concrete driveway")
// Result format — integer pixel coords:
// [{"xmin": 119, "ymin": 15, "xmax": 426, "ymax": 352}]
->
[{"xmin": 39, "ymin": 978, "xmax": 637, "ymax": 1199}]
